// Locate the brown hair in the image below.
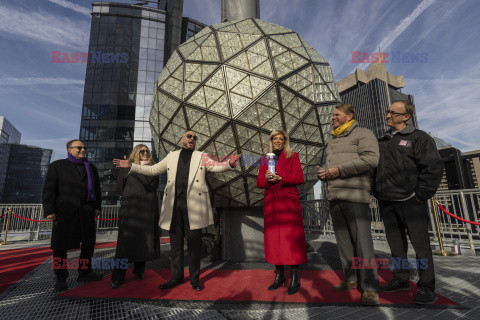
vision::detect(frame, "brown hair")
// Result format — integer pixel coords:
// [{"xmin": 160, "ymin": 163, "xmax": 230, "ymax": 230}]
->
[
  {"xmin": 128, "ymin": 144, "xmax": 156, "ymax": 165},
  {"xmin": 335, "ymin": 104, "xmax": 356, "ymax": 119},
  {"xmin": 269, "ymin": 129, "xmax": 293, "ymax": 159},
  {"xmin": 394, "ymin": 100, "xmax": 415, "ymax": 117}
]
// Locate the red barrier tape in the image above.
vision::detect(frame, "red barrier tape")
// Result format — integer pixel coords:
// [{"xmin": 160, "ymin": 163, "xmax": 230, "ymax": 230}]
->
[
  {"xmin": 12, "ymin": 213, "xmax": 50, "ymax": 222},
  {"xmin": 0, "ymin": 213, "xmax": 5, "ymax": 219},
  {"xmin": 437, "ymin": 204, "xmax": 480, "ymax": 226},
  {"xmin": 95, "ymin": 217, "xmax": 119, "ymax": 221}
]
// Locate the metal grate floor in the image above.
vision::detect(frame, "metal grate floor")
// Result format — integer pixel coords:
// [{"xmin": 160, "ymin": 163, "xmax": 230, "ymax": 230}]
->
[{"xmin": 1, "ymin": 239, "xmax": 479, "ymax": 320}]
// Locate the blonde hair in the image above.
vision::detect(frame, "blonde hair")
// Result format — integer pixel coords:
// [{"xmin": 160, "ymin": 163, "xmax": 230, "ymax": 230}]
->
[
  {"xmin": 269, "ymin": 129, "xmax": 293, "ymax": 159},
  {"xmin": 128, "ymin": 144, "xmax": 156, "ymax": 165}
]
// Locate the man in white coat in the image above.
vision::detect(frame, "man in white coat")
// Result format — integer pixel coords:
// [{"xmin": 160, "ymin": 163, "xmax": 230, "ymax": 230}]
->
[{"xmin": 114, "ymin": 131, "xmax": 240, "ymax": 291}]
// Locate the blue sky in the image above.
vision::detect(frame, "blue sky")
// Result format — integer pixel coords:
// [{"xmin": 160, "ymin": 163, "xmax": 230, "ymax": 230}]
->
[{"xmin": 1, "ymin": 0, "xmax": 479, "ymax": 163}]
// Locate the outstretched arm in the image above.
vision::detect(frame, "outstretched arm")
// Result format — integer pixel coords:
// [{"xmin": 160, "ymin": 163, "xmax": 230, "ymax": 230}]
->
[
  {"xmin": 205, "ymin": 151, "xmax": 241, "ymax": 173},
  {"xmin": 131, "ymin": 157, "xmax": 168, "ymax": 176}
]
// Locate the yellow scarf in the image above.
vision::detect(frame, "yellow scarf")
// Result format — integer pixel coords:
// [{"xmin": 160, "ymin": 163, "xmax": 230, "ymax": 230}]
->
[{"xmin": 332, "ymin": 120, "xmax": 355, "ymax": 137}]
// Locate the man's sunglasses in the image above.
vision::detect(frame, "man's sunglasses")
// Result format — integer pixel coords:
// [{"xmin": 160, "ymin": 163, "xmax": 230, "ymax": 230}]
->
[
  {"xmin": 185, "ymin": 134, "xmax": 198, "ymax": 141},
  {"xmin": 70, "ymin": 146, "xmax": 87, "ymax": 151},
  {"xmin": 140, "ymin": 150, "xmax": 150, "ymax": 155}
]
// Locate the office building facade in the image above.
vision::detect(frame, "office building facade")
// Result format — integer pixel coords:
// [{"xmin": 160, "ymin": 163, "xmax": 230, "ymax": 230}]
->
[
  {"xmin": 0, "ymin": 144, "xmax": 52, "ymax": 203},
  {"xmin": 79, "ymin": 1, "xmax": 205, "ymax": 204},
  {"xmin": 337, "ymin": 63, "xmax": 417, "ymax": 139}
]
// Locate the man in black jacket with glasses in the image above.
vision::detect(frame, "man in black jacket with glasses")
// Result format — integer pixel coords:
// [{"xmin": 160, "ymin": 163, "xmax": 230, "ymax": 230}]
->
[{"xmin": 373, "ymin": 100, "xmax": 444, "ymax": 305}]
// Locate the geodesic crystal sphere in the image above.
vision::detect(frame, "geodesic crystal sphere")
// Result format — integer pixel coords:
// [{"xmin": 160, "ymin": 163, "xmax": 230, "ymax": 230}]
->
[{"xmin": 150, "ymin": 18, "xmax": 340, "ymax": 206}]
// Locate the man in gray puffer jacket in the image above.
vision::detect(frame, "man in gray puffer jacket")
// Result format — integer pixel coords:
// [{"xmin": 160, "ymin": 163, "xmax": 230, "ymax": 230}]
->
[{"xmin": 318, "ymin": 104, "xmax": 380, "ymax": 306}]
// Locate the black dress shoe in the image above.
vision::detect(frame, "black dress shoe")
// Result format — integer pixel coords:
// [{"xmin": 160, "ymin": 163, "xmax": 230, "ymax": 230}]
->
[
  {"xmin": 191, "ymin": 282, "xmax": 203, "ymax": 291},
  {"xmin": 414, "ymin": 287, "xmax": 438, "ymax": 305},
  {"xmin": 159, "ymin": 279, "xmax": 183, "ymax": 290},
  {"xmin": 77, "ymin": 271, "xmax": 103, "ymax": 283},
  {"xmin": 54, "ymin": 277, "xmax": 68, "ymax": 292},
  {"xmin": 111, "ymin": 280, "xmax": 122, "ymax": 289},
  {"xmin": 268, "ymin": 270, "xmax": 286, "ymax": 290},
  {"xmin": 379, "ymin": 278, "xmax": 410, "ymax": 292},
  {"xmin": 134, "ymin": 273, "xmax": 144, "ymax": 280},
  {"xmin": 287, "ymin": 269, "xmax": 300, "ymax": 295}
]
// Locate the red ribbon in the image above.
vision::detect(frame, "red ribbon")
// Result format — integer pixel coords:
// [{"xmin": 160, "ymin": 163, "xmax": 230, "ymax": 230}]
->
[
  {"xmin": 12, "ymin": 213, "xmax": 50, "ymax": 222},
  {"xmin": 95, "ymin": 217, "xmax": 119, "ymax": 221},
  {"xmin": 437, "ymin": 204, "xmax": 480, "ymax": 226},
  {"xmin": 0, "ymin": 213, "xmax": 6, "ymax": 219}
]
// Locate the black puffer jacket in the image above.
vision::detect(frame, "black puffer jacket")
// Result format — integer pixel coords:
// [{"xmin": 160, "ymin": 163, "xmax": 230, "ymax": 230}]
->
[{"xmin": 373, "ymin": 123, "xmax": 444, "ymax": 202}]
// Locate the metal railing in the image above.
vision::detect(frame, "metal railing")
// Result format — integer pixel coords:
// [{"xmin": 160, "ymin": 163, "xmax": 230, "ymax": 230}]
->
[
  {"xmin": 1, "ymin": 189, "xmax": 479, "ymax": 251},
  {"xmin": 0, "ymin": 205, "xmax": 121, "ymax": 242},
  {"xmin": 301, "ymin": 189, "xmax": 480, "ymax": 253}
]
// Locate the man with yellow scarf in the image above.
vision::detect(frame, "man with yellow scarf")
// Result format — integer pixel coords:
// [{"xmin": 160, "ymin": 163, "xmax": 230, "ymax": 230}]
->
[{"xmin": 318, "ymin": 104, "xmax": 380, "ymax": 306}]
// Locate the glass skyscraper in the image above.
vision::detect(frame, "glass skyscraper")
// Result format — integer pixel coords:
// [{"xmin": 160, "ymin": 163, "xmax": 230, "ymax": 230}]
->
[
  {"xmin": 79, "ymin": 1, "xmax": 205, "ymax": 204},
  {"xmin": 0, "ymin": 144, "xmax": 52, "ymax": 203}
]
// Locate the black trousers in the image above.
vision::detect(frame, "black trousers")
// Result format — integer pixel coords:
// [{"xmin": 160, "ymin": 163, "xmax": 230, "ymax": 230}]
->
[
  {"xmin": 379, "ymin": 197, "xmax": 435, "ymax": 291},
  {"xmin": 330, "ymin": 201, "xmax": 379, "ymax": 292},
  {"xmin": 169, "ymin": 194, "xmax": 202, "ymax": 284},
  {"xmin": 111, "ymin": 261, "xmax": 146, "ymax": 282},
  {"xmin": 52, "ymin": 244, "xmax": 94, "ymax": 278}
]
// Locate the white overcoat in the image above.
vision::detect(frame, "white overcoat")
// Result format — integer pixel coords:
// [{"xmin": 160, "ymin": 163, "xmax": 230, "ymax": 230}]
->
[{"xmin": 130, "ymin": 150, "xmax": 234, "ymax": 230}]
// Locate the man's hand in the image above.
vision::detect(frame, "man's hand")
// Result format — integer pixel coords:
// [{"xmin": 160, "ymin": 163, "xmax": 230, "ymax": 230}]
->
[
  {"xmin": 113, "ymin": 155, "xmax": 131, "ymax": 168},
  {"xmin": 229, "ymin": 151, "xmax": 241, "ymax": 167},
  {"xmin": 94, "ymin": 209, "xmax": 101, "ymax": 217},
  {"xmin": 317, "ymin": 166, "xmax": 326, "ymax": 180},
  {"xmin": 46, "ymin": 214, "xmax": 56, "ymax": 221},
  {"xmin": 325, "ymin": 167, "xmax": 340, "ymax": 180}
]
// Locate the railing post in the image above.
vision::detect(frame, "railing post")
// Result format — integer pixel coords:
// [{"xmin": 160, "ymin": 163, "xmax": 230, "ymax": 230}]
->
[
  {"xmin": 1, "ymin": 208, "xmax": 12, "ymax": 245},
  {"xmin": 459, "ymin": 191, "xmax": 476, "ymax": 253}
]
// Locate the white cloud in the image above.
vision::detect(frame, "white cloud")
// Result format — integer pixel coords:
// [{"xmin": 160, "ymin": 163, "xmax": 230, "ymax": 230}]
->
[
  {"xmin": 353, "ymin": 0, "xmax": 436, "ymax": 73},
  {"xmin": 0, "ymin": 77, "xmax": 84, "ymax": 86},
  {"xmin": 411, "ymin": 76, "xmax": 480, "ymax": 151},
  {"xmin": 46, "ymin": 0, "xmax": 91, "ymax": 17},
  {"xmin": 0, "ymin": 3, "xmax": 89, "ymax": 50}
]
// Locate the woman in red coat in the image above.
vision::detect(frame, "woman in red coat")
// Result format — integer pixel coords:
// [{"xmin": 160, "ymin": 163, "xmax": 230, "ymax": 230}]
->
[{"xmin": 257, "ymin": 129, "xmax": 308, "ymax": 295}]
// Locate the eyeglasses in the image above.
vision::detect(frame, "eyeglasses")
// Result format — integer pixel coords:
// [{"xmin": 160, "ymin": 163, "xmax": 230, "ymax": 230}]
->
[
  {"xmin": 185, "ymin": 134, "xmax": 198, "ymax": 141},
  {"xmin": 387, "ymin": 110, "xmax": 407, "ymax": 117},
  {"xmin": 70, "ymin": 146, "xmax": 87, "ymax": 151},
  {"xmin": 139, "ymin": 150, "xmax": 150, "ymax": 155}
]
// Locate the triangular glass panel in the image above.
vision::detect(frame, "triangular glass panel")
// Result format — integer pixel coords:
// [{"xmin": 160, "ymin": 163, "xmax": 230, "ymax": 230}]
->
[
  {"xmin": 254, "ymin": 19, "xmax": 292, "ymax": 35},
  {"xmin": 261, "ymin": 113, "xmax": 282, "ymax": 132},
  {"xmin": 298, "ymin": 35, "xmax": 327, "ymax": 63},
  {"xmin": 234, "ymin": 19, "xmax": 263, "ymax": 35},
  {"xmin": 236, "ymin": 104, "xmax": 259, "ymax": 126},
  {"xmin": 187, "ymin": 86, "xmax": 207, "ymax": 109},
  {"xmin": 229, "ymin": 92, "xmax": 252, "ymax": 116},
  {"xmin": 216, "ymin": 125, "xmax": 236, "ymax": 147},
  {"xmin": 270, "ymin": 33, "xmax": 309, "ymax": 59},
  {"xmin": 185, "ymin": 106, "xmax": 205, "ymax": 128}
]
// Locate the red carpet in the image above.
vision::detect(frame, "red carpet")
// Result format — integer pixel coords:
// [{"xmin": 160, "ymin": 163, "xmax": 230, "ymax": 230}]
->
[
  {"xmin": 0, "ymin": 242, "xmax": 117, "ymax": 295},
  {"xmin": 58, "ymin": 269, "xmax": 460, "ymax": 307}
]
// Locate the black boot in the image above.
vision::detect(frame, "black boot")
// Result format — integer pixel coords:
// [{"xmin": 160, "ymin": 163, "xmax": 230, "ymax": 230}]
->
[
  {"xmin": 268, "ymin": 269, "xmax": 286, "ymax": 290},
  {"xmin": 287, "ymin": 269, "xmax": 300, "ymax": 295}
]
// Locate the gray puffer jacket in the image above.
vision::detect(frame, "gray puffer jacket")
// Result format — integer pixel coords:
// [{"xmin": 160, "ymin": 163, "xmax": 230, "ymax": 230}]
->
[{"xmin": 324, "ymin": 122, "xmax": 379, "ymax": 204}]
